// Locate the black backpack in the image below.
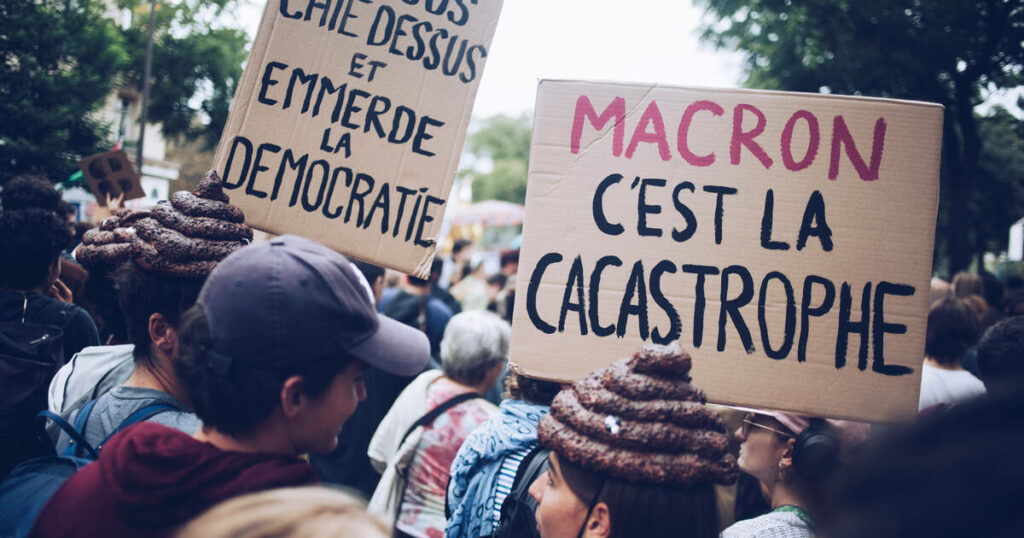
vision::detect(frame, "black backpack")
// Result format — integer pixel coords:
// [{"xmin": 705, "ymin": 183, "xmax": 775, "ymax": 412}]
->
[
  {"xmin": 492, "ymin": 445, "xmax": 550, "ymax": 538},
  {"xmin": 0, "ymin": 399, "xmax": 178, "ymax": 537},
  {"xmin": 0, "ymin": 301, "xmax": 76, "ymax": 477}
]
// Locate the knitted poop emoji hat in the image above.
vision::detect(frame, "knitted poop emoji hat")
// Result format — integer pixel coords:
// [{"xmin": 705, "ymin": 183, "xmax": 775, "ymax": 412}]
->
[
  {"xmin": 537, "ymin": 341, "xmax": 737, "ymax": 486},
  {"xmin": 76, "ymin": 171, "xmax": 252, "ymax": 279}
]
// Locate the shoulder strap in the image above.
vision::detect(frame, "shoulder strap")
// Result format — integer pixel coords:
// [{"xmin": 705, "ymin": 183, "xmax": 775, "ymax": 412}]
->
[
  {"xmin": 399, "ymin": 392, "xmax": 482, "ymax": 448},
  {"xmin": 55, "ymin": 301, "xmax": 77, "ymax": 326},
  {"xmin": 509, "ymin": 444, "xmax": 550, "ymax": 499},
  {"xmin": 37, "ymin": 399, "xmax": 100, "ymax": 459},
  {"xmin": 95, "ymin": 403, "xmax": 179, "ymax": 450}
]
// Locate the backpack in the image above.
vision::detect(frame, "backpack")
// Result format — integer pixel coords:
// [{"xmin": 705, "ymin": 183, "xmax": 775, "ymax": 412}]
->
[
  {"xmin": 0, "ymin": 299, "xmax": 76, "ymax": 477},
  {"xmin": 0, "ymin": 399, "xmax": 178, "ymax": 538},
  {"xmin": 492, "ymin": 444, "xmax": 550, "ymax": 538}
]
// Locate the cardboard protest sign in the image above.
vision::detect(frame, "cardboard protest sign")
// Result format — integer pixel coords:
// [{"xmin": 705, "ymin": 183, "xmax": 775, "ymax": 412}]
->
[
  {"xmin": 78, "ymin": 150, "xmax": 145, "ymax": 205},
  {"xmin": 511, "ymin": 81, "xmax": 944, "ymax": 423},
  {"xmin": 212, "ymin": 0, "xmax": 503, "ymax": 277}
]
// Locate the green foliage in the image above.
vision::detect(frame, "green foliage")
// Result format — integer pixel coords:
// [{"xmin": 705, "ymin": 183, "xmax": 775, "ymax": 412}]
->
[
  {"xmin": 0, "ymin": 0, "xmax": 128, "ymax": 183},
  {"xmin": 120, "ymin": 0, "xmax": 248, "ymax": 148},
  {"xmin": 696, "ymin": 0, "xmax": 1024, "ymax": 273},
  {"xmin": 0, "ymin": 0, "xmax": 247, "ymax": 185},
  {"xmin": 464, "ymin": 114, "xmax": 532, "ymax": 204},
  {"xmin": 972, "ymin": 107, "xmax": 1024, "ymax": 256}
]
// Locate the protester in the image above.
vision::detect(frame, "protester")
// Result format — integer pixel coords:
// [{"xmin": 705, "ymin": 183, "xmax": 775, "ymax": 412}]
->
[
  {"xmin": 975, "ymin": 316, "xmax": 1024, "ymax": 398},
  {"xmin": 819, "ymin": 387, "xmax": 1024, "ymax": 538},
  {"xmin": 429, "ymin": 257, "xmax": 462, "ymax": 315},
  {"xmin": 0, "ymin": 208, "xmax": 100, "ymax": 477},
  {"xmin": 929, "ymin": 277, "xmax": 952, "ymax": 305},
  {"xmin": 369, "ymin": 310, "xmax": 508, "ymax": 537},
  {"xmin": 29, "ymin": 235, "xmax": 430, "ymax": 537},
  {"xmin": 439, "ymin": 238, "xmax": 473, "ymax": 290},
  {"xmin": 528, "ymin": 342, "xmax": 736, "ymax": 538},
  {"xmin": 450, "ymin": 259, "xmax": 490, "ymax": 311},
  {"xmin": 380, "ymin": 267, "xmax": 454, "ymax": 362},
  {"xmin": 49, "ymin": 175, "xmax": 251, "ymax": 451},
  {"xmin": 721, "ymin": 411, "xmax": 868, "ymax": 537},
  {"xmin": 176, "ymin": 486, "xmax": 389, "ymax": 538},
  {"xmin": 951, "ymin": 271, "xmax": 985, "ymax": 299},
  {"xmin": 919, "ymin": 297, "xmax": 986, "ymax": 410},
  {"xmin": 1, "ymin": 174, "xmax": 88, "ymax": 302},
  {"xmin": 446, "ymin": 369, "xmax": 562, "ymax": 538}
]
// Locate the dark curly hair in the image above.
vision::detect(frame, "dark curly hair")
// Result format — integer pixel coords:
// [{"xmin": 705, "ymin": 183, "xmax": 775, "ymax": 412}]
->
[
  {"xmin": 0, "ymin": 209, "xmax": 73, "ymax": 289},
  {"xmin": 173, "ymin": 304, "xmax": 354, "ymax": 437},
  {"xmin": 1, "ymin": 174, "xmax": 61, "ymax": 212}
]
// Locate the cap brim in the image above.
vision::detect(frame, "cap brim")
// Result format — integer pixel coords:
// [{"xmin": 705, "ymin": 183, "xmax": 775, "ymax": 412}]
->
[{"xmin": 347, "ymin": 313, "xmax": 431, "ymax": 376}]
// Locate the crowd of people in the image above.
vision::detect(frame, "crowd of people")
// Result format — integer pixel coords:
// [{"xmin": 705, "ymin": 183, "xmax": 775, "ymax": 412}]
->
[{"xmin": 0, "ymin": 171, "xmax": 1022, "ymax": 538}]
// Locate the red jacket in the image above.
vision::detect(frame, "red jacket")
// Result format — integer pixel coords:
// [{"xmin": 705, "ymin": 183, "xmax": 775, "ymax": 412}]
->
[{"xmin": 30, "ymin": 422, "xmax": 318, "ymax": 537}]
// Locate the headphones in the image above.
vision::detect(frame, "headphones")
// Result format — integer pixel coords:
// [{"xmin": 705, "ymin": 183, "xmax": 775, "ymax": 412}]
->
[{"xmin": 792, "ymin": 418, "xmax": 841, "ymax": 481}]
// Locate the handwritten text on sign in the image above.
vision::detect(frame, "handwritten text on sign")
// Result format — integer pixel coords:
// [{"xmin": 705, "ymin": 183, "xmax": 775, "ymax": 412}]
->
[
  {"xmin": 511, "ymin": 82, "xmax": 943, "ymax": 422},
  {"xmin": 214, "ymin": 0, "xmax": 503, "ymax": 276}
]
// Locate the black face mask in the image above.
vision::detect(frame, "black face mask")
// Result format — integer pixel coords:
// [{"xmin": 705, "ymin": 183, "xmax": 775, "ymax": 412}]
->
[{"xmin": 576, "ymin": 477, "xmax": 607, "ymax": 538}]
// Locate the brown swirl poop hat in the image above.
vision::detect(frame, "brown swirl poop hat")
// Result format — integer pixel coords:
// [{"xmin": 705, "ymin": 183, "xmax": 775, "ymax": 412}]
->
[
  {"xmin": 76, "ymin": 171, "xmax": 253, "ymax": 279},
  {"xmin": 537, "ymin": 342, "xmax": 738, "ymax": 486}
]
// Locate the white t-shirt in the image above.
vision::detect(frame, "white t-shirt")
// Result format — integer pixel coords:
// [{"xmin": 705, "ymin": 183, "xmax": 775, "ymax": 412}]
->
[
  {"xmin": 918, "ymin": 361, "xmax": 986, "ymax": 410},
  {"xmin": 48, "ymin": 344, "xmax": 135, "ymax": 414}
]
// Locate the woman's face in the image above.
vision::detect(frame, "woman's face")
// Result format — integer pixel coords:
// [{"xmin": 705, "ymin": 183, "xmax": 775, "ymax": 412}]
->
[
  {"xmin": 529, "ymin": 452, "xmax": 591, "ymax": 538},
  {"xmin": 735, "ymin": 413, "xmax": 792, "ymax": 488}
]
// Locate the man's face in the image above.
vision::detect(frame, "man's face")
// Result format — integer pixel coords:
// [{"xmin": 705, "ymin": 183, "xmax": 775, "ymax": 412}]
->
[{"xmin": 291, "ymin": 360, "xmax": 367, "ymax": 454}]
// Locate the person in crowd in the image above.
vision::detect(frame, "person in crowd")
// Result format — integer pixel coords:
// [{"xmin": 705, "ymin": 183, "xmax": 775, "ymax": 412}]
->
[
  {"xmin": 369, "ymin": 310, "xmax": 508, "ymax": 538},
  {"xmin": 310, "ymin": 260, "xmax": 419, "ymax": 498},
  {"xmin": 951, "ymin": 271, "xmax": 985, "ymax": 299},
  {"xmin": 380, "ymin": 269, "xmax": 454, "ymax": 362},
  {"xmin": 430, "ymin": 257, "xmax": 462, "ymax": 315},
  {"xmin": 528, "ymin": 342, "xmax": 736, "ymax": 538},
  {"xmin": 0, "ymin": 209, "xmax": 100, "ymax": 476},
  {"xmin": 0, "ymin": 209, "xmax": 100, "ymax": 361},
  {"xmin": 486, "ymin": 273, "xmax": 508, "ymax": 315},
  {"xmin": 930, "ymin": 277, "xmax": 952, "ymax": 305},
  {"xmin": 1, "ymin": 175, "xmax": 88, "ymax": 301},
  {"xmin": 48, "ymin": 176, "xmax": 251, "ymax": 444},
  {"xmin": 1003, "ymin": 288, "xmax": 1024, "ymax": 317},
  {"xmin": 439, "ymin": 238, "xmax": 473, "ymax": 290},
  {"xmin": 721, "ymin": 411, "xmax": 868, "ymax": 537},
  {"xmin": 446, "ymin": 370, "xmax": 562, "ymax": 538},
  {"xmin": 176, "ymin": 486, "xmax": 389, "ymax": 538},
  {"xmin": 819, "ymin": 387, "xmax": 1024, "ymax": 538},
  {"xmin": 451, "ymin": 259, "xmax": 490, "ymax": 311},
  {"xmin": 30, "ymin": 235, "xmax": 430, "ymax": 537},
  {"xmin": 919, "ymin": 297, "xmax": 986, "ymax": 411},
  {"xmin": 976, "ymin": 315, "xmax": 1024, "ymax": 398}
]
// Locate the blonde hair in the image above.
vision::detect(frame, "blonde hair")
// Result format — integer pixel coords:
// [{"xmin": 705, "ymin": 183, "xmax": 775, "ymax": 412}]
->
[{"xmin": 176, "ymin": 486, "xmax": 389, "ymax": 538}]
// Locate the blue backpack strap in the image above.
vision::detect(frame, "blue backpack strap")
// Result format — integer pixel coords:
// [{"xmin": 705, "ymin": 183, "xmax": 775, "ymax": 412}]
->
[
  {"xmin": 35, "ymin": 400, "xmax": 100, "ymax": 460},
  {"xmin": 95, "ymin": 403, "xmax": 178, "ymax": 451}
]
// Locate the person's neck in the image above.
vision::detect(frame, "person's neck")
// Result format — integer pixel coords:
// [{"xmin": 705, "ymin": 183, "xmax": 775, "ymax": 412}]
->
[
  {"xmin": 125, "ymin": 356, "xmax": 187, "ymax": 403},
  {"xmin": 403, "ymin": 283, "xmax": 430, "ymax": 295},
  {"xmin": 925, "ymin": 356, "xmax": 964, "ymax": 371},
  {"xmin": 770, "ymin": 482, "xmax": 806, "ymax": 511},
  {"xmin": 194, "ymin": 424, "xmax": 295, "ymax": 455},
  {"xmin": 441, "ymin": 375, "xmax": 489, "ymax": 395}
]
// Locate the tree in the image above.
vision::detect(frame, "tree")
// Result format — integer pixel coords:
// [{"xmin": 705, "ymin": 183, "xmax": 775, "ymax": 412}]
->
[
  {"xmin": 0, "ymin": 0, "xmax": 128, "ymax": 184},
  {"xmin": 461, "ymin": 114, "xmax": 532, "ymax": 204},
  {"xmin": 0, "ymin": 0, "xmax": 247, "ymax": 185},
  {"xmin": 696, "ymin": 0, "xmax": 1024, "ymax": 274}
]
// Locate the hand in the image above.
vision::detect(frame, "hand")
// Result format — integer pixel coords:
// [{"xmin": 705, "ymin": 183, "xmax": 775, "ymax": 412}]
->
[
  {"xmin": 108, "ymin": 192, "xmax": 125, "ymax": 211},
  {"xmin": 49, "ymin": 279, "xmax": 73, "ymax": 303}
]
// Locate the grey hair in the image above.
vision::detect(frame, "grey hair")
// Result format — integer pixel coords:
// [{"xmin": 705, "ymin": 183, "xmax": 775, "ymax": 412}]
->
[{"xmin": 440, "ymin": 310, "xmax": 511, "ymax": 386}]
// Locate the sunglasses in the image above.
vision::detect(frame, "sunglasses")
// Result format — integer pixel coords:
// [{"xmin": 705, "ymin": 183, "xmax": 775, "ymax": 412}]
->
[{"xmin": 740, "ymin": 414, "xmax": 794, "ymax": 438}]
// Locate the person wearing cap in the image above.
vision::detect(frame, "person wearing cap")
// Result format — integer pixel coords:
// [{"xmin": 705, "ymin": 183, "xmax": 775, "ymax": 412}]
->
[
  {"xmin": 29, "ymin": 235, "xmax": 430, "ymax": 538},
  {"xmin": 528, "ymin": 342, "xmax": 737, "ymax": 538},
  {"xmin": 721, "ymin": 411, "xmax": 868, "ymax": 538}
]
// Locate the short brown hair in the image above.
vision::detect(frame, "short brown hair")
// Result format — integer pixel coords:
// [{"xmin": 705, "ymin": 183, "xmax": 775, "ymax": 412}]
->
[{"xmin": 925, "ymin": 298, "xmax": 980, "ymax": 365}]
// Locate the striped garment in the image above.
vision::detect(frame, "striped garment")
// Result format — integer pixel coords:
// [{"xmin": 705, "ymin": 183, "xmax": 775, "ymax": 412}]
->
[{"xmin": 492, "ymin": 446, "xmax": 533, "ymax": 522}]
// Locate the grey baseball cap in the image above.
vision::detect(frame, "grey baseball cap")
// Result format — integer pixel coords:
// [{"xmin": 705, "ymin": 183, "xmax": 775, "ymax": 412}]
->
[{"xmin": 197, "ymin": 235, "xmax": 429, "ymax": 376}]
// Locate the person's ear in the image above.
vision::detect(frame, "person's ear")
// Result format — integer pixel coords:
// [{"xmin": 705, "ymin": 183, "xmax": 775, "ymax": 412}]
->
[
  {"xmin": 148, "ymin": 313, "xmax": 178, "ymax": 353},
  {"xmin": 279, "ymin": 375, "xmax": 308, "ymax": 418},
  {"xmin": 583, "ymin": 502, "xmax": 611, "ymax": 537}
]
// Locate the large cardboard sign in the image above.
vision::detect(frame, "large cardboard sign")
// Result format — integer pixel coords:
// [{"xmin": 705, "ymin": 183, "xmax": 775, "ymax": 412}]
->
[
  {"xmin": 78, "ymin": 150, "xmax": 145, "ymax": 205},
  {"xmin": 213, "ymin": 0, "xmax": 503, "ymax": 276},
  {"xmin": 511, "ymin": 81, "xmax": 944, "ymax": 423}
]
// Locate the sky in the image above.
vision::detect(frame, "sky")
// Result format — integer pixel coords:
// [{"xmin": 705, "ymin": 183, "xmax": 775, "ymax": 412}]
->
[{"xmin": 235, "ymin": 0, "xmax": 746, "ymax": 120}]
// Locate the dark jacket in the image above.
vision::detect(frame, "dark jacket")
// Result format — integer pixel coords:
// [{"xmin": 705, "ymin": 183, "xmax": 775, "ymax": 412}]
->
[
  {"xmin": 30, "ymin": 422, "xmax": 318, "ymax": 538},
  {"xmin": 0, "ymin": 290, "xmax": 99, "ymax": 362}
]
